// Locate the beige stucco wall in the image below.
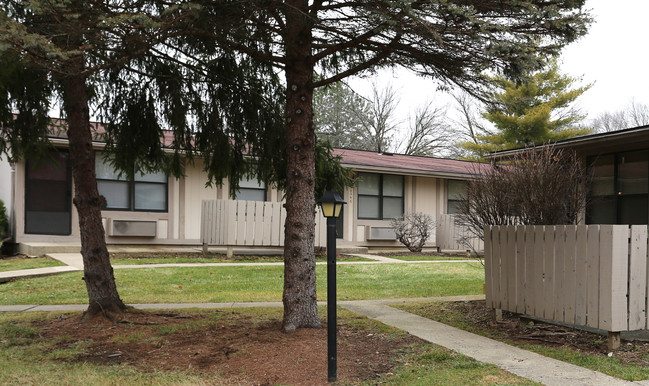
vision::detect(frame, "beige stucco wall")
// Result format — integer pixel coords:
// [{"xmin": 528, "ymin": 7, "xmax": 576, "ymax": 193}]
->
[
  {"xmin": 12, "ymin": 151, "xmax": 464, "ymax": 249},
  {"xmin": 180, "ymin": 159, "xmax": 219, "ymax": 241},
  {"xmin": 347, "ymin": 174, "xmax": 454, "ymax": 247}
]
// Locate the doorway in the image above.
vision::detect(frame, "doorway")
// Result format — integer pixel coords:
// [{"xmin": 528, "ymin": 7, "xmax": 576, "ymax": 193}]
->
[{"xmin": 25, "ymin": 151, "xmax": 72, "ymax": 235}]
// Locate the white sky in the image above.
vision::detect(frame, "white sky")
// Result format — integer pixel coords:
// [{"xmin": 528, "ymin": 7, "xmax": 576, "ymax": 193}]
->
[{"xmin": 347, "ymin": 0, "xmax": 649, "ymax": 124}]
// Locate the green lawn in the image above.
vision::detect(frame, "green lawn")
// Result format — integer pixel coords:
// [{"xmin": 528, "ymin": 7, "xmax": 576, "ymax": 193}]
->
[
  {"xmin": 0, "ymin": 257, "xmax": 65, "ymax": 272},
  {"xmin": 0, "ymin": 262, "xmax": 484, "ymax": 305}
]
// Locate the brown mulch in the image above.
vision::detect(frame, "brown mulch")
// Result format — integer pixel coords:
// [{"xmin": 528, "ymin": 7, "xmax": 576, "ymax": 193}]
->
[
  {"xmin": 439, "ymin": 300, "xmax": 649, "ymax": 366},
  {"xmin": 33, "ymin": 310, "xmax": 424, "ymax": 385}
]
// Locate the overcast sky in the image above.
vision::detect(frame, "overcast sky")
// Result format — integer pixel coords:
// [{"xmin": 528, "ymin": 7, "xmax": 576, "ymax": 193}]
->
[{"xmin": 348, "ymin": 0, "xmax": 649, "ymax": 125}]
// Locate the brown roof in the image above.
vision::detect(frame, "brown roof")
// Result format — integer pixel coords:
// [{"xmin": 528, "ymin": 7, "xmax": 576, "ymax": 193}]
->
[
  {"xmin": 45, "ymin": 118, "xmax": 176, "ymax": 147},
  {"xmin": 333, "ymin": 148, "xmax": 487, "ymax": 178},
  {"xmin": 43, "ymin": 117, "xmax": 486, "ymax": 178}
]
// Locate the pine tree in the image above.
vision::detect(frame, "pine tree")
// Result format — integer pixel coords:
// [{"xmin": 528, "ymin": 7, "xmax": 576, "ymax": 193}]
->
[
  {"xmin": 188, "ymin": 0, "xmax": 591, "ymax": 331},
  {"xmin": 460, "ymin": 60, "xmax": 592, "ymax": 159}
]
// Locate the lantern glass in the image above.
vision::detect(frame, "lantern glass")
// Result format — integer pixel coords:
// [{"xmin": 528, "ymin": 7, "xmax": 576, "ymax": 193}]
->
[{"xmin": 317, "ymin": 191, "xmax": 346, "ymax": 218}]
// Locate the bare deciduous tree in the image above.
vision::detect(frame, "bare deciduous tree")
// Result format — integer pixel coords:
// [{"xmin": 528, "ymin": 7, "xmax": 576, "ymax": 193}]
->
[
  {"xmin": 399, "ymin": 102, "xmax": 452, "ymax": 157},
  {"xmin": 591, "ymin": 99, "xmax": 649, "ymax": 132},
  {"xmin": 457, "ymin": 146, "xmax": 590, "ymax": 241},
  {"xmin": 448, "ymin": 92, "xmax": 494, "ymax": 158},
  {"xmin": 356, "ymin": 82, "xmax": 401, "ymax": 152},
  {"xmin": 391, "ymin": 212, "xmax": 435, "ymax": 252}
]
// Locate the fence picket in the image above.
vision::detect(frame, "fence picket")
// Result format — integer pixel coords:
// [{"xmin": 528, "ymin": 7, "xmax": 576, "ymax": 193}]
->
[
  {"xmin": 575, "ymin": 225, "xmax": 588, "ymax": 326},
  {"xmin": 564, "ymin": 226, "xmax": 577, "ymax": 324},
  {"xmin": 586, "ymin": 225, "xmax": 600, "ymax": 329},
  {"xmin": 598, "ymin": 225, "xmax": 614, "ymax": 331},
  {"xmin": 484, "ymin": 226, "xmax": 493, "ymax": 307},
  {"xmin": 533, "ymin": 226, "xmax": 545, "ymax": 318},
  {"xmin": 610, "ymin": 226, "xmax": 629, "ymax": 331},
  {"xmin": 506, "ymin": 227, "xmax": 516, "ymax": 311},
  {"xmin": 553, "ymin": 225, "xmax": 565, "ymax": 322},
  {"xmin": 492, "ymin": 226, "xmax": 502, "ymax": 309},
  {"xmin": 541, "ymin": 226, "xmax": 554, "ymax": 320},
  {"xmin": 524, "ymin": 226, "xmax": 535, "ymax": 316},
  {"xmin": 500, "ymin": 227, "xmax": 509, "ymax": 310},
  {"xmin": 629, "ymin": 226, "xmax": 648, "ymax": 330},
  {"xmin": 515, "ymin": 226, "xmax": 526, "ymax": 314}
]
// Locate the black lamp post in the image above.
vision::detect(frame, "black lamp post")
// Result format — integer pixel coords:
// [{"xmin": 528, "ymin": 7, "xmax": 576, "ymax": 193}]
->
[{"xmin": 317, "ymin": 190, "xmax": 346, "ymax": 383}]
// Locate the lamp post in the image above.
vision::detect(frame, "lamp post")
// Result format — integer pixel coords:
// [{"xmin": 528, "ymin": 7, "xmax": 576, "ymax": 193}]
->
[{"xmin": 317, "ymin": 190, "xmax": 346, "ymax": 383}]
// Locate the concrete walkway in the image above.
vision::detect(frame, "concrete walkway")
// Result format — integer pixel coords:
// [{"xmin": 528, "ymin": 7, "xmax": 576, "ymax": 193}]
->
[{"xmin": 343, "ymin": 299, "xmax": 640, "ymax": 386}]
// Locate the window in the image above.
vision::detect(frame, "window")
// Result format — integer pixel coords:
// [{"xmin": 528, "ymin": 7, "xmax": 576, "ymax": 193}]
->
[
  {"xmin": 357, "ymin": 173, "xmax": 404, "ymax": 219},
  {"xmin": 587, "ymin": 150, "xmax": 648, "ymax": 225},
  {"xmin": 447, "ymin": 180, "xmax": 467, "ymax": 215},
  {"xmin": 233, "ymin": 175, "xmax": 266, "ymax": 201},
  {"xmin": 95, "ymin": 153, "xmax": 168, "ymax": 212}
]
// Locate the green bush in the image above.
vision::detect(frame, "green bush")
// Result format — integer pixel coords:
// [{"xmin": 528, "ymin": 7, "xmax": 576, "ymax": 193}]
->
[{"xmin": 0, "ymin": 199, "xmax": 7, "ymax": 240}]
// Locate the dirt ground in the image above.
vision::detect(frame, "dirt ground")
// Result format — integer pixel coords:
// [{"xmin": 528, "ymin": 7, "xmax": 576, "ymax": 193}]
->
[
  {"xmin": 441, "ymin": 300, "xmax": 649, "ymax": 366},
  {"xmin": 34, "ymin": 310, "xmax": 424, "ymax": 385}
]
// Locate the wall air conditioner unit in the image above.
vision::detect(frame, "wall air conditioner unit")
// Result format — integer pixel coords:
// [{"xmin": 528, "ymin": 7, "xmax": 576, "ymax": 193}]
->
[
  {"xmin": 108, "ymin": 219, "xmax": 157, "ymax": 237},
  {"xmin": 365, "ymin": 226, "xmax": 397, "ymax": 241}
]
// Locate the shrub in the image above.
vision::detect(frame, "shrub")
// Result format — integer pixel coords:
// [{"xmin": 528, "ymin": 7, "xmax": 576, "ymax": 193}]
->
[
  {"xmin": 457, "ymin": 145, "xmax": 590, "ymax": 241},
  {"xmin": 391, "ymin": 212, "xmax": 435, "ymax": 252},
  {"xmin": 0, "ymin": 199, "xmax": 7, "ymax": 240}
]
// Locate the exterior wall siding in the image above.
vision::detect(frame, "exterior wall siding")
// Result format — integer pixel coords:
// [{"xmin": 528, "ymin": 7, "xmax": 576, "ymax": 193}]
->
[{"xmin": 9, "ymin": 153, "xmax": 471, "ymax": 249}]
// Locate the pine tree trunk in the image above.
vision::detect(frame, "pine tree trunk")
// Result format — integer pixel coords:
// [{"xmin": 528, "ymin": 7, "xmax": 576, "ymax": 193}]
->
[
  {"xmin": 281, "ymin": 0, "xmax": 320, "ymax": 332},
  {"xmin": 62, "ymin": 58, "xmax": 127, "ymax": 319}
]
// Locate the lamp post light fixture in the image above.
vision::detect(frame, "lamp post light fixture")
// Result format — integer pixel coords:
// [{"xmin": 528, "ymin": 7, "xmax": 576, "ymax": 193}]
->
[{"xmin": 317, "ymin": 190, "xmax": 346, "ymax": 383}]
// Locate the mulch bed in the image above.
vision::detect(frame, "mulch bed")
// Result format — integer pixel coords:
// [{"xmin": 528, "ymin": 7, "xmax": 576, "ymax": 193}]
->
[{"xmin": 33, "ymin": 310, "xmax": 424, "ymax": 385}]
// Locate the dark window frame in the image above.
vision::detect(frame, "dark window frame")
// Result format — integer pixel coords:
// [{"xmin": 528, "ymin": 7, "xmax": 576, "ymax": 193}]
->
[
  {"xmin": 587, "ymin": 149, "xmax": 649, "ymax": 225},
  {"xmin": 233, "ymin": 177, "xmax": 267, "ymax": 202},
  {"xmin": 357, "ymin": 172, "xmax": 404, "ymax": 220},
  {"xmin": 96, "ymin": 154, "xmax": 168, "ymax": 213},
  {"xmin": 447, "ymin": 179, "xmax": 467, "ymax": 215}
]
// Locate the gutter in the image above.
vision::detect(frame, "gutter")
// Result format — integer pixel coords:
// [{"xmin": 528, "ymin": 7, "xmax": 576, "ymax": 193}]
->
[{"xmin": 486, "ymin": 125, "xmax": 649, "ymax": 160}]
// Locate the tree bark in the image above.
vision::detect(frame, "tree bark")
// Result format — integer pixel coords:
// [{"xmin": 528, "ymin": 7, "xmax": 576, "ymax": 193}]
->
[
  {"xmin": 282, "ymin": 0, "xmax": 320, "ymax": 332},
  {"xmin": 62, "ymin": 55, "xmax": 127, "ymax": 320}
]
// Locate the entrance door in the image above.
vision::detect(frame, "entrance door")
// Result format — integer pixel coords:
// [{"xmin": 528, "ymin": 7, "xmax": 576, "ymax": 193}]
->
[{"xmin": 25, "ymin": 152, "xmax": 72, "ymax": 235}]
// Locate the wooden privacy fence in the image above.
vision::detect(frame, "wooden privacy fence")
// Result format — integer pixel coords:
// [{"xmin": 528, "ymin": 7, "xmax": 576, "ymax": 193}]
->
[
  {"xmin": 485, "ymin": 225, "xmax": 649, "ymax": 337},
  {"xmin": 436, "ymin": 214, "xmax": 484, "ymax": 252},
  {"xmin": 200, "ymin": 200, "xmax": 327, "ymax": 254}
]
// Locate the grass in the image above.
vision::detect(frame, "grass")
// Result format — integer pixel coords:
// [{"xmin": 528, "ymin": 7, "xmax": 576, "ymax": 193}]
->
[
  {"xmin": 0, "ymin": 308, "xmax": 535, "ymax": 385},
  {"xmin": 0, "ymin": 262, "xmax": 485, "ymax": 305},
  {"xmin": 386, "ymin": 255, "xmax": 473, "ymax": 261},
  {"xmin": 0, "ymin": 257, "xmax": 65, "ymax": 272},
  {"xmin": 373, "ymin": 344, "xmax": 538, "ymax": 385},
  {"xmin": 395, "ymin": 301, "xmax": 649, "ymax": 382},
  {"xmin": 110, "ymin": 254, "xmax": 372, "ymax": 265}
]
